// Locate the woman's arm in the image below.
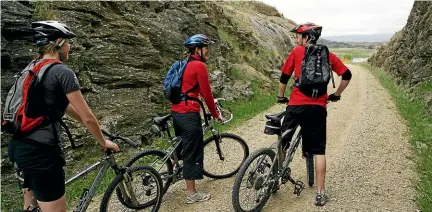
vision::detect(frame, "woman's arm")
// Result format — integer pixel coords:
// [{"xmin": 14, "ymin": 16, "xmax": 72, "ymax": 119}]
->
[{"xmin": 65, "ymin": 104, "xmax": 82, "ymax": 123}]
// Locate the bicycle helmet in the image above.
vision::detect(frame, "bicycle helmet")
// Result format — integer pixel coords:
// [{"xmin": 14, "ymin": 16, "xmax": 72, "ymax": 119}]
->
[
  {"xmin": 184, "ymin": 34, "xmax": 216, "ymax": 49},
  {"xmin": 290, "ymin": 22, "xmax": 322, "ymax": 42},
  {"xmin": 32, "ymin": 21, "xmax": 76, "ymax": 46}
]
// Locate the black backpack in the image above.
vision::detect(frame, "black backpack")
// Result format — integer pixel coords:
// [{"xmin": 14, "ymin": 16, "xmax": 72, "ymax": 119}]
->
[{"xmin": 295, "ymin": 44, "xmax": 335, "ymax": 98}]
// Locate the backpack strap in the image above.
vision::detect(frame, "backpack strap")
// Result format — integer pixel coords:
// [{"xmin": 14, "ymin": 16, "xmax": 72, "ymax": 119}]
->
[
  {"xmin": 33, "ymin": 62, "xmax": 78, "ymax": 148},
  {"xmin": 59, "ymin": 119, "xmax": 81, "ymax": 149},
  {"xmin": 324, "ymin": 46, "xmax": 336, "ymax": 89},
  {"xmin": 35, "ymin": 62, "xmax": 61, "ymax": 83},
  {"xmin": 184, "ymin": 96, "xmax": 210, "ymax": 126},
  {"xmin": 181, "ymin": 83, "xmax": 199, "ymax": 106},
  {"xmin": 181, "ymin": 56, "xmax": 201, "ymax": 106}
]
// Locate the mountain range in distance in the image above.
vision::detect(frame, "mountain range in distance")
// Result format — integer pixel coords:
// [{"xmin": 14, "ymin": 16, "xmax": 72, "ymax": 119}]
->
[{"xmin": 321, "ymin": 33, "xmax": 394, "ymax": 42}]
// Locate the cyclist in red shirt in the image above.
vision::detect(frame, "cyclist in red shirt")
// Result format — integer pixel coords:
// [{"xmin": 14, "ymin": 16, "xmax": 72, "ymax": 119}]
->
[
  {"xmin": 171, "ymin": 34, "xmax": 225, "ymax": 204},
  {"xmin": 277, "ymin": 23, "xmax": 352, "ymax": 206}
]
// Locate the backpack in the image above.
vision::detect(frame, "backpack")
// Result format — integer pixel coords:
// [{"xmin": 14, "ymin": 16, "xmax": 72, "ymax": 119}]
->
[
  {"xmin": 295, "ymin": 44, "xmax": 335, "ymax": 99},
  {"xmin": 2, "ymin": 59, "xmax": 62, "ymax": 135},
  {"xmin": 163, "ymin": 57, "xmax": 198, "ymax": 104}
]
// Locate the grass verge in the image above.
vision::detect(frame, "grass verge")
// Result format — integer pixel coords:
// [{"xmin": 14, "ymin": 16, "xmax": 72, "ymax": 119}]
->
[
  {"xmin": 215, "ymin": 80, "xmax": 278, "ymax": 132},
  {"xmin": 330, "ymin": 48, "xmax": 376, "ymax": 62},
  {"xmin": 360, "ymin": 62, "xmax": 432, "ymax": 211}
]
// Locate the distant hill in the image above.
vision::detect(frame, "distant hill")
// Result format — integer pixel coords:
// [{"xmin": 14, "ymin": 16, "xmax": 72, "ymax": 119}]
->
[
  {"xmin": 322, "ymin": 33, "xmax": 394, "ymax": 42},
  {"xmin": 318, "ymin": 39, "xmax": 383, "ymax": 49}
]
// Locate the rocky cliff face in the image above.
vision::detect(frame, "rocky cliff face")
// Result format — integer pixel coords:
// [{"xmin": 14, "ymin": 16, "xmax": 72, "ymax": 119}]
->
[
  {"xmin": 1, "ymin": 1, "xmax": 295, "ymax": 162},
  {"xmin": 369, "ymin": 1, "xmax": 432, "ymax": 112}
]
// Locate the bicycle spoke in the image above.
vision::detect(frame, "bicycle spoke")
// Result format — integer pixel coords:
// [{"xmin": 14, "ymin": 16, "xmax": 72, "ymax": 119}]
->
[{"xmin": 203, "ymin": 133, "xmax": 248, "ymax": 178}]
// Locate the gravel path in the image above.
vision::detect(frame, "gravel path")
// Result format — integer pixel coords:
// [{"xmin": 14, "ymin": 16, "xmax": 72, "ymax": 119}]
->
[{"xmin": 157, "ymin": 64, "xmax": 417, "ymax": 212}]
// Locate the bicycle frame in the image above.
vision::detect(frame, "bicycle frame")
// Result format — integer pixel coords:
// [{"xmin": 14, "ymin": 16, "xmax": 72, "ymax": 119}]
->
[
  {"xmin": 148, "ymin": 100, "xmax": 234, "ymax": 183},
  {"xmin": 252, "ymin": 125, "xmax": 302, "ymax": 189},
  {"xmin": 70, "ymin": 152, "xmax": 121, "ymax": 212},
  {"xmin": 16, "ymin": 130, "xmax": 140, "ymax": 212},
  {"xmin": 148, "ymin": 136, "xmax": 184, "ymax": 182}
]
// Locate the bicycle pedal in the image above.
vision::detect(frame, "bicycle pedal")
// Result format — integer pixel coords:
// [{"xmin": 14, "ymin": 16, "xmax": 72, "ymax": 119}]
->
[{"xmin": 293, "ymin": 181, "xmax": 305, "ymax": 196}]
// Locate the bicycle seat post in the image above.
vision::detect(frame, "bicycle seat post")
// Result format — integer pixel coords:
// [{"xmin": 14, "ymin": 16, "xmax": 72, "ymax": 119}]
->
[{"xmin": 166, "ymin": 124, "xmax": 173, "ymax": 139}]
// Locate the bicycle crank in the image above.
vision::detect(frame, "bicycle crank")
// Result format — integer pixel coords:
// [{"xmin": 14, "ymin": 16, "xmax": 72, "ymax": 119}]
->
[
  {"xmin": 293, "ymin": 180, "xmax": 305, "ymax": 196},
  {"xmin": 281, "ymin": 167, "xmax": 291, "ymax": 184}
]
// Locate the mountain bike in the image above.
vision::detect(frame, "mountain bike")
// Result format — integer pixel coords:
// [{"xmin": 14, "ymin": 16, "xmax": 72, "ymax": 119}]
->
[
  {"xmin": 231, "ymin": 110, "xmax": 314, "ymax": 212},
  {"xmin": 15, "ymin": 129, "xmax": 163, "ymax": 212},
  {"xmin": 124, "ymin": 98, "xmax": 249, "ymax": 206}
]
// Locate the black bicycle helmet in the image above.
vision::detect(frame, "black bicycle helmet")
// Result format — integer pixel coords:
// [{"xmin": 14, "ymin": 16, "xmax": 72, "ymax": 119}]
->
[{"xmin": 32, "ymin": 21, "xmax": 76, "ymax": 46}]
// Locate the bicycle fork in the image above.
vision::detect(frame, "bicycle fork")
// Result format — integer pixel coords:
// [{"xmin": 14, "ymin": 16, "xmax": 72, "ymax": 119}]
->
[
  {"xmin": 117, "ymin": 172, "xmax": 140, "ymax": 206},
  {"xmin": 212, "ymin": 130, "xmax": 225, "ymax": 161}
]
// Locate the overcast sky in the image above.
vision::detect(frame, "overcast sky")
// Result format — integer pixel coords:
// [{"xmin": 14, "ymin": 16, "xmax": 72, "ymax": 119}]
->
[{"xmin": 260, "ymin": 0, "xmax": 415, "ymax": 37}]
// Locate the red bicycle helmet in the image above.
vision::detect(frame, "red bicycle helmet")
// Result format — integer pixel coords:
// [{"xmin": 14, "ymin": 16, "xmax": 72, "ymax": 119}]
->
[{"xmin": 290, "ymin": 22, "xmax": 322, "ymax": 42}]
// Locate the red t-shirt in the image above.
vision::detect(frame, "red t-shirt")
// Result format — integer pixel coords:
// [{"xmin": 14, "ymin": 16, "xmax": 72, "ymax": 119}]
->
[
  {"xmin": 170, "ymin": 55, "xmax": 219, "ymax": 118},
  {"xmin": 281, "ymin": 46, "xmax": 348, "ymax": 108}
]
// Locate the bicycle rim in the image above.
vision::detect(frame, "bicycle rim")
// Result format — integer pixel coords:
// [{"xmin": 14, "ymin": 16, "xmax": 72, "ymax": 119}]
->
[
  {"xmin": 100, "ymin": 166, "xmax": 163, "ymax": 212},
  {"xmin": 232, "ymin": 148, "xmax": 276, "ymax": 212},
  {"xmin": 203, "ymin": 133, "xmax": 249, "ymax": 179}
]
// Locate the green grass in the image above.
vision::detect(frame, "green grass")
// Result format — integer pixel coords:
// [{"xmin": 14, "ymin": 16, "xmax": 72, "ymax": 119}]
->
[
  {"xmin": 360, "ymin": 62, "xmax": 432, "ymax": 211},
  {"xmin": 33, "ymin": 1, "xmax": 56, "ymax": 20},
  {"xmin": 330, "ymin": 48, "xmax": 376, "ymax": 62},
  {"xmin": 330, "ymin": 48, "xmax": 375, "ymax": 58},
  {"xmin": 215, "ymin": 80, "xmax": 283, "ymax": 133},
  {"xmin": 229, "ymin": 68, "xmax": 243, "ymax": 80}
]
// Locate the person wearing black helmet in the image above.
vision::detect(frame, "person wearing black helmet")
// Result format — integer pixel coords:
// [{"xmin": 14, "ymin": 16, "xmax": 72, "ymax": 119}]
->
[
  {"xmin": 277, "ymin": 22, "xmax": 352, "ymax": 206},
  {"xmin": 171, "ymin": 34, "xmax": 225, "ymax": 204},
  {"xmin": 8, "ymin": 21, "xmax": 120, "ymax": 211}
]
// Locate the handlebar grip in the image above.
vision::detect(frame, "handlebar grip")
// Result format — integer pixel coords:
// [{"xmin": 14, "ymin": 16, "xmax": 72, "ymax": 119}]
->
[
  {"xmin": 105, "ymin": 148, "xmax": 113, "ymax": 156},
  {"xmin": 101, "ymin": 129, "xmax": 111, "ymax": 137},
  {"xmin": 101, "ymin": 129, "xmax": 140, "ymax": 148},
  {"xmin": 121, "ymin": 137, "xmax": 140, "ymax": 148}
]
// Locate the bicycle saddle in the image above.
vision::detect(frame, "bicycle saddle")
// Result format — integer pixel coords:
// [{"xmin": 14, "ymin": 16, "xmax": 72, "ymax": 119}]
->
[
  {"xmin": 265, "ymin": 111, "xmax": 285, "ymax": 122},
  {"xmin": 152, "ymin": 114, "xmax": 172, "ymax": 125}
]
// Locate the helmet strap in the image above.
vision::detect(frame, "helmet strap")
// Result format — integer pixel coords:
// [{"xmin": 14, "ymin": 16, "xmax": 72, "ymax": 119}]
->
[
  {"xmin": 300, "ymin": 35, "xmax": 305, "ymax": 46},
  {"xmin": 56, "ymin": 39, "xmax": 65, "ymax": 61},
  {"xmin": 200, "ymin": 48, "xmax": 205, "ymax": 62}
]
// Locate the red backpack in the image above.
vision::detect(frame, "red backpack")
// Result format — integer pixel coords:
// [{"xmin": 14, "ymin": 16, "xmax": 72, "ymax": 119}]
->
[{"xmin": 2, "ymin": 59, "xmax": 62, "ymax": 135}]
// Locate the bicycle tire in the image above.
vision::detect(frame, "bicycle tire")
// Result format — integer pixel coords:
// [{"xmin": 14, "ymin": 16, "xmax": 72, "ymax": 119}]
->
[
  {"xmin": 203, "ymin": 133, "xmax": 249, "ymax": 179},
  {"xmin": 232, "ymin": 147, "xmax": 276, "ymax": 212},
  {"xmin": 123, "ymin": 149, "xmax": 173, "ymax": 194},
  {"xmin": 100, "ymin": 165, "xmax": 163, "ymax": 212},
  {"xmin": 306, "ymin": 155, "xmax": 314, "ymax": 187}
]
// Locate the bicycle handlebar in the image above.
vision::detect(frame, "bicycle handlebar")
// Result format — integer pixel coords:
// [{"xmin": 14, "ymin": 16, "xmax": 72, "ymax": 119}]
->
[
  {"xmin": 203, "ymin": 98, "xmax": 233, "ymax": 125},
  {"xmin": 101, "ymin": 129, "xmax": 140, "ymax": 148}
]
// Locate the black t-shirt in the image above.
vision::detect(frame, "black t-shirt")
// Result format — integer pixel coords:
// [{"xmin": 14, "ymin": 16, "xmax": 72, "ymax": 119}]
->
[{"xmin": 24, "ymin": 60, "xmax": 80, "ymax": 146}]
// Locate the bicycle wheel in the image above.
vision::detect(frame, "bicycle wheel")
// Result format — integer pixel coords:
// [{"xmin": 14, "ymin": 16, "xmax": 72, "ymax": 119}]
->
[
  {"xmin": 123, "ymin": 149, "xmax": 173, "ymax": 194},
  {"xmin": 232, "ymin": 148, "xmax": 276, "ymax": 212},
  {"xmin": 203, "ymin": 133, "xmax": 249, "ymax": 179},
  {"xmin": 100, "ymin": 166, "xmax": 163, "ymax": 212},
  {"xmin": 306, "ymin": 155, "xmax": 314, "ymax": 187}
]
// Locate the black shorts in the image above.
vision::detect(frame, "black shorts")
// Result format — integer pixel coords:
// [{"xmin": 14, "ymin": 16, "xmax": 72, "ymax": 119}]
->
[
  {"xmin": 281, "ymin": 105, "xmax": 327, "ymax": 156},
  {"xmin": 172, "ymin": 112, "xmax": 204, "ymax": 180},
  {"xmin": 9, "ymin": 139, "xmax": 66, "ymax": 202}
]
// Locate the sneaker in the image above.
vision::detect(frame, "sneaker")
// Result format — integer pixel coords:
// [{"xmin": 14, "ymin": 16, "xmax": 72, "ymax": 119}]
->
[
  {"xmin": 186, "ymin": 192, "xmax": 211, "ymax": 204},
  {"xmin": 315, "ymin": 192, "xmax": 329, "ymax": 206}
]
